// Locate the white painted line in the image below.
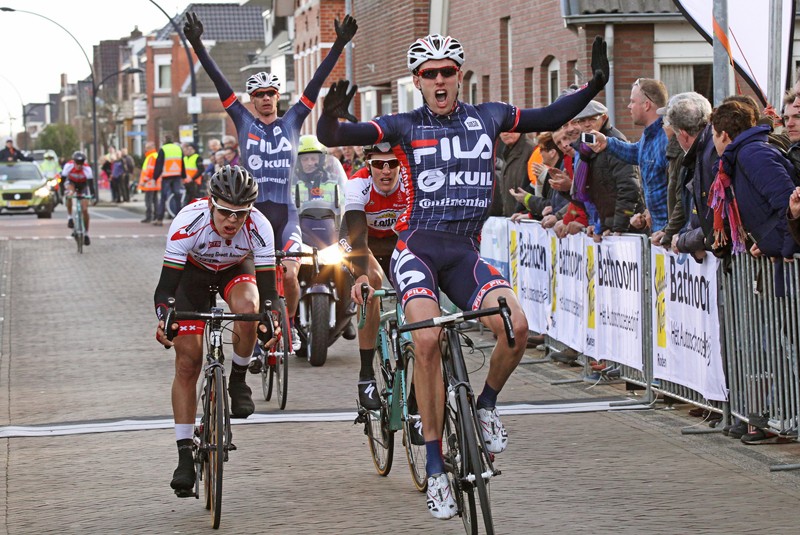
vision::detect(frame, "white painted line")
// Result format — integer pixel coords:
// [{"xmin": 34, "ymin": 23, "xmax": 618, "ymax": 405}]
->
[{"xmin": 0, "ymin": 400, "xmax": 649, "ymax": 438}]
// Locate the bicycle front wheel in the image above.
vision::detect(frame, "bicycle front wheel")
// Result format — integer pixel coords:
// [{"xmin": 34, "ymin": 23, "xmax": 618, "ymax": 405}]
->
[
  {"xmin": 204, "ymin": 366, "xmax": 225, "ymax": 529},
  {"xmin": 366, "ymin": 347, "xmax": 394, "ymax": 476},
  {"xmin": 274, "ymin": 300, "xmax": 290, "ymax": 409},
  {"xmin": 401, "ymin": 343, "xmax": 427, "ymax": 492},
  {"xmin": 444, "ymin": 396, "xmax": 477, "ymax": 535},
  {"xmin": 458, "ymin": 388, "xmax": 493, "ymax": 535}
]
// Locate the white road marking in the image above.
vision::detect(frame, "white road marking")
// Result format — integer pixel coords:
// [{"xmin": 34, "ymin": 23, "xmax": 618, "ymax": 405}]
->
[{"xmin": 0, "ymin": 400, "xmax": 649, "ymax": 438}]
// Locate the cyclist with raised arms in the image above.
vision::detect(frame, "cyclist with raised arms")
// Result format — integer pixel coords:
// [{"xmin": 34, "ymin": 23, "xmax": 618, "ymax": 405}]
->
[
  {"xmin": 183, "ymin": 12, "xmax": 358, "ymax": 352},
  {"xmin": 318, "ymin": 35, "xmax": 609, "ymax": 519},
  {"xmin": 154, "ymin": 165, "xmax": 279, "ymax": 496},
  {"xmin": 62, "ymin": 150, "xmax": 94, "ymax": 246},
  {"xmin": 343, "ymin": 142, "xmax": 408, "ymax": 410}
]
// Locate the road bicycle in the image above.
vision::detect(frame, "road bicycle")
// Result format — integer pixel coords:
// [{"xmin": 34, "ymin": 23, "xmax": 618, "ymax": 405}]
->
[
  {"xmin": 67, "ymin": 192, "xmax": 92, "ymax": 254},
  {"xmin": 354, "ymin": 284, "xmax": 427, "ymax": 492},
  {"xmin": 255, "ymin": 249, "xmax": 318, "ymax": 410},
  {"xmin": 164, "ymin": 290, "xmax": 271, "ymax": 529},
  {"xmin": 391, "ymin": 297, "xmax": 516, "ymax": 535}
]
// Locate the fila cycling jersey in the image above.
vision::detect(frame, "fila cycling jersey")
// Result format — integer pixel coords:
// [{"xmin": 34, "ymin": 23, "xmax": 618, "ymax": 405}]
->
[
  {"xmin": 194, "ymin": 42, "xmax": 347, "ymax": 206},
  {"xmin": 62, "ymin": 161, "xmax": 94, "ymax": 184},
  {"xmin": 344, "ymin": 166, "xmax": 408, "ymax": 238}
]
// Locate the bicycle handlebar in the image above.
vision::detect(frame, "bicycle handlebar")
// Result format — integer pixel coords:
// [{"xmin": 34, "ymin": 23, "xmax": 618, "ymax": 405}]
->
[
  {"xmin": 397, "ymin": 296, "xmax": 516, "ymax": 348},
  {"xmin": 276, "ymin": 248, "xmax": 319, "ymax": 274},
  {"xmin": 162, "ymin": 297, "xmax": 273, "ymax": 347}
]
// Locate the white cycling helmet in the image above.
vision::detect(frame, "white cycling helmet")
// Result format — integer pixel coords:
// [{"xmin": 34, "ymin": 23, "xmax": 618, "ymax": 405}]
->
[
  {"xmin": 245, "ymin": 72, "xmax": 281, "ymax": 95},
  {"xmin": 407, "ymin": 34, "xmax": 465, "ymax": 73}
]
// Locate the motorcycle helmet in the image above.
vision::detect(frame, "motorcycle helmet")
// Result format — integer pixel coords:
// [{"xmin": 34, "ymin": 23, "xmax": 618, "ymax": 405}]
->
[{"xmin": 297, "ymin": 135, "xmax": 327, "ymax": 175}]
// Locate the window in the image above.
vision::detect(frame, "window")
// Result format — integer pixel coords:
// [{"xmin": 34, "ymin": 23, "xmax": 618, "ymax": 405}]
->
[
  {"xmin": 360, "ymin": 90, "xmax": 375, "ymax": 120},
  {"xmin": 380, "ymin": 93, "xmax": 392, "ymax": 115},
  {"xmin": 154, "ymin": 56, "xmax": 172, "ymax": 93},
  {"xmin": 547, "ymin": 58, "xmax": 560, "ymax": 104},
  {"xmin": 397, "ymin": 76, "xmax": 422, "ymax": 112}
]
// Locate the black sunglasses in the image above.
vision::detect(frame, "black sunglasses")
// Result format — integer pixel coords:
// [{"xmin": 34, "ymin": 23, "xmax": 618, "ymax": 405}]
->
[
  {"xmin": 416, "ymin": 66, "xmax": 460, "ymax": 80},
  {"xmin": 252, "ymin": 89, "xmax": 278, "ymax": 99},
  {"xmin": 211, "ymin": 197, "xmax": 252, "ymax": 220},
  {"xmin": 368, "ymin": 159, "xmax": 400, "ymax": 170}
]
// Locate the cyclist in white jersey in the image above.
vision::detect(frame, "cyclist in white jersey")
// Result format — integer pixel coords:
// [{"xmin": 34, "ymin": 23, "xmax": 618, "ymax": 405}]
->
[{"xmin": 154, "ymin": 165, "xmax": 279, "ymax": 496}]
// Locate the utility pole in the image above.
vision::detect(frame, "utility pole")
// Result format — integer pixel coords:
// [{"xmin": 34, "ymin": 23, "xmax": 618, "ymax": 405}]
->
[{"xmin": 712, "ymin": 0, "xmax": 732, "ymax": 107}]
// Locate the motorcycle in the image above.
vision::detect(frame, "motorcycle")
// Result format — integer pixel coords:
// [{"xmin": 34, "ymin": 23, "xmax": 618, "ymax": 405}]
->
[{"xmin": 291, "ymin": 150, "xmax": 356, "ymax": 367}]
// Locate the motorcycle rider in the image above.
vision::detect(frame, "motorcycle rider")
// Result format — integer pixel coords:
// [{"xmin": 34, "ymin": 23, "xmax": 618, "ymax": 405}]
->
[
  {"xmin": 343, "ymin": 143, "xmax": 408, "ymax": 410},
  {"xmin": 294, "ymin": 135, "xmax": 357, "ymax": 341}
]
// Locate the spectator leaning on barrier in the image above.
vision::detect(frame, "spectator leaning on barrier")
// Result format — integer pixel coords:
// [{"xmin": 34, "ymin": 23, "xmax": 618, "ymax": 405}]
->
[
  {"xmin": 569, "ymin": 99, "xmax": 644, "ymax": 241},
  {"xmin": 588, "ymin": 78, "xmax": 669, "ymax": 235},
  {"xmin": 508, "ymin": 132, "xmax": 569, "ymax": 222},
  {"xmin": 782, "ymin": 91, "xmax": 800, "ymax": 245},
  {"xmin": 664, "ymin": 92, "xmax": 716, "ymax": 261},
  {"xmin": 655, "ymin": 100, "xmax": 687, "ymax": 248},
  {"xmin": 491, "ymin": 131, "xmax": 535, "ymax": 217},
  {"xmin": 710, "ymin": 100, "xmax": 799, "ymax": 261}
]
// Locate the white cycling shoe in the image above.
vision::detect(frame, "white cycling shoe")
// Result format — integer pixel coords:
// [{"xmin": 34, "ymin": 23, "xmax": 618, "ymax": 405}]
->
[
  {"xmin": 426, "ymin": 473, "xmax": 457, "ymax": 520},
  {"xmin": 478, "ymin": 407, "xmax": 508, "ymax": 453}
]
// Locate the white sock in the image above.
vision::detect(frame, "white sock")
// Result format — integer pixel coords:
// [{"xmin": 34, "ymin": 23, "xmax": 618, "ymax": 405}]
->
[
  {"xmin": 232, "ymin": 351, "xmax": 251, "ymax": 367},
  {"xmin": 174, "ymin": 423, "xmax": 194, "ymax": 441}
]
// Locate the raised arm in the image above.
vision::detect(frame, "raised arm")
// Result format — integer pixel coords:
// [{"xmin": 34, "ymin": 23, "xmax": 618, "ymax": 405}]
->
[
  {"xmin": 300, "ymin": 15, "xmax": 359, "ymax": 105},
  {"xmin": 317, "ymin": 80, "xmax": 382, "ymax": 147},
  {"xmin": 183, "ymin": 12, "xmax": 235, "ymax": 102}
]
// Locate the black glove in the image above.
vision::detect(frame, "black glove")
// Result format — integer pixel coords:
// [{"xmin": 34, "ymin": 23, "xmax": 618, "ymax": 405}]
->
[
  {"xmin": 334, "ymin": 14, "xmax": 358, "ymax": 44},
  {"xmin": 323, "ymin": 80, "xmax": 359, "ymax": 123},
  {"xmin": 590, "ymin": 36, "xmax": 610, "ymax": 88},
  {"xmin": 183, "ymin": 12, "xmax": 204, "ymax": 49},
  {"xmin": 257, "ymin": 319, "xmax": 275, "ymax": 345}
]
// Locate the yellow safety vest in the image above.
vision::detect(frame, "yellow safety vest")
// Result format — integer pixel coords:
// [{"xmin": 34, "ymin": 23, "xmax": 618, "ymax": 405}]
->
[
  {"xmin": 161, "ymin": 143, "xmax": 183, "ymax": 178},
  {"xmin": 183, "ymin": 153, "xmax": 201, "ymax": 185}
]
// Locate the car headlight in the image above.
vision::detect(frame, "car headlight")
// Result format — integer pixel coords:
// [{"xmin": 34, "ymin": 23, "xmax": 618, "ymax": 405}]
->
[
  {"xmin": 317, "ymin": 243, "xmax": 345, "ymax": 265},
  {"xmin": 35, "ymin": 186, "xmax": 52, "ymax": 198}
]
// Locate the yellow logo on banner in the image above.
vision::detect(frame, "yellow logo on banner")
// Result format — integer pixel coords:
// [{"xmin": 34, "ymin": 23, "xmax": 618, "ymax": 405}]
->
[
  {"xmin": 586, "ymin": 244, "xmax": 596, "ymax": 329},
  {"xmin": 550, "ymin": 236, "xmax": 557, "ymax": 313},
  {"xmin": 509, "ymin": 229, "xmax": 518, "ymax": 293},
  {"xmin": 655, "ymin": 253, "xmax": 667, "ymax": 348}
]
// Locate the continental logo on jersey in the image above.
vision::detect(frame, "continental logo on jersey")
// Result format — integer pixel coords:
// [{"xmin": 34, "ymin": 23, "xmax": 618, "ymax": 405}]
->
[
  {"xmin": 464, "ymin": 118, "xmax": 481, "ymax": 131},
  {"xmin": 412, "ymin": 133, "xmax": 493, "ymax": 164},
  {"xmin": 170, "ymin": 214, "xmax": 205, "ymax": 241}
]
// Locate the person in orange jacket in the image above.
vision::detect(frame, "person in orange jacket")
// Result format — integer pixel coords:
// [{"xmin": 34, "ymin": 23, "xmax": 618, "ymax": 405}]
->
[{"xmin": 139, "ymin": 141, "xmax": 161, "ymax": 223}]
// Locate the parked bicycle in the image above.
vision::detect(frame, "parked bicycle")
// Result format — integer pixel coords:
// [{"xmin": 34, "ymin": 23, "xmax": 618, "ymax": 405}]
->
[
  {"xmin": 163, "ymin": 290, "xmax": 272, "ymax": 529},
  {"xmin": 254, "ymin": 249, "xmax": 319, "ymax": 410},
  {"xmin": 390, "ymin": 297, "xmax": 515, "ymax": 535},
  {"xmin": 67, "ymin": 192, "xmax": 91, "ymax": 254},
  {"xmin": 354, "ymin": 284, "xmax": 427, "ymax": 492}
]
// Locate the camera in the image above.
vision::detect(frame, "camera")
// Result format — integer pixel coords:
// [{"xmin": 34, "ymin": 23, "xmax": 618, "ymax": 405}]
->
[{"xmin": 580, "ymin": 132, "xmax": 596, "ymax": 144}]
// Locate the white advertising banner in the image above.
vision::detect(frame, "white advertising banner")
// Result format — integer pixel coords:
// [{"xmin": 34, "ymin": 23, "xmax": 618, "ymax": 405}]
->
[
  {"xmin": 480, "ymin": 217, "xmax": 509, "ymax": 281},
  {"xmin": 552, "ymin": 233, "xmax": 585, "ymax": 352},
  {"xmin": 509, "ymin": 221, "xmax": 551, "ymax": 335},
  {"xmin": 651, "ymin": 250, "xmax": 727, "ymax": 401},
  {"xmin": 594, "ymin": 236, "xmax": 644, "ymax": 370}
]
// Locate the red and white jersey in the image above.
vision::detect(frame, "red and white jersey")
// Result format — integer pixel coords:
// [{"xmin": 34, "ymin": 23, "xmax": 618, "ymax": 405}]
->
[
  {"xmin": 344, "ymin": 167, "xmax": 408, "ymax": 238},
  {"xmin": 162, "ymin": 198, "xmax": 275, "ymax": 272},
  {"xmin": 61, "ymin": 161, "xmax": 94, "ymax": 183}
]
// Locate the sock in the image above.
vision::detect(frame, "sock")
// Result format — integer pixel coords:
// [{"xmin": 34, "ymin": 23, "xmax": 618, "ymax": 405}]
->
[
  {"xmin": 174, "ymin": 423, "xmax": 194, "ymax": 442},
  {"xmin": 359, "ymin": 348, "xmax": 375, "ymax": 379},
  {"xmin": 231, "ymin": 351, "xmax": 251, "ymax": 367},
  {"xmin": 477, "ymin": 382, "xmax": 499, "ymax": 410},
  {"xmin": 425, "ymin": 440, "xmax": 445, "ymax": 476}
]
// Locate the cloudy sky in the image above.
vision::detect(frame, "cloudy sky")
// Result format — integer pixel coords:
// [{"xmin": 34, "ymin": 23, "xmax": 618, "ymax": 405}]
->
[{"xmin": 0, "ymin": 0, "xmax": 238, "ymax": 136}]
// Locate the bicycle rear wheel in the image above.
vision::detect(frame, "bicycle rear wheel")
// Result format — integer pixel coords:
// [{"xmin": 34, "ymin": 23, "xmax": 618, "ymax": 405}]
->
[
  {"xmin": 204, "ymin": 366, "xmax": 225, "ymax": 529},
  {"xmin": 366, "ymin": 347, "xmax": 394, "ymax": 476},
  {"xmin": 274, "ymin": 301, "xmax": 291, "ymax": 409},
  {"xmin": 401, "ymin": 343, "xmax": 427, "ymax": 492}
]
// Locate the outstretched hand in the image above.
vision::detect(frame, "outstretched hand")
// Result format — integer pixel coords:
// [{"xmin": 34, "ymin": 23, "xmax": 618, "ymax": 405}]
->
[
  {"xmin": 183, "ymin": 12, "xmax": 204, "ymax": 48},
  {"xmin": 334, "ymin": 14, "xmax": 358, "ymax": 44},
  {"xmin": 590, "ymin": 36, "xmax": 609, "ymax": 87},
  {"xmin": 323, "ymin": 80, "xmax": 359, "ymax": 123}
]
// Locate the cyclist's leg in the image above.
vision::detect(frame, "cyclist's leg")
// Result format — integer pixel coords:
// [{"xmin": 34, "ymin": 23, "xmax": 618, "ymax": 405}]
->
[
  {"xmin": 476, "ymin": 287, "xmax": 528, "ymax": 395},
  {"xmin": 221, "ymin": 259, "xmax": 259, "ymax": 418},
  {"xmin": 356, "ymin": 251, "xmax": 386, "ymax": 410},
  {"xmin": 81, "ymin": 196, "xmax": 90, "ymax": 232},
  {"xmin": 65, "ymin": 182, "xmax": 75, "ymax": 223}
]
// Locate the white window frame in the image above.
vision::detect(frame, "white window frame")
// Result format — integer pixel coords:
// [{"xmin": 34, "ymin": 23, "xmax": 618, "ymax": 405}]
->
[
  {"xmin": 397, "ymin": 76, "xmax": 422, "ymax": 113},
  {"xmin": 154, "ymin": 55, "xmax": 172, "ymax": 94},
  {"xmin": 547, "ymin": 58, "xmax": 560, "ymax": 104}
]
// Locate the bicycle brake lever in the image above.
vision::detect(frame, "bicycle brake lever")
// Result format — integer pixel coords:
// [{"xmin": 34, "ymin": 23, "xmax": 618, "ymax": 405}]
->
[{"xmin": 497, "ymin": 296, "xmax": 516, "ymax": 348}]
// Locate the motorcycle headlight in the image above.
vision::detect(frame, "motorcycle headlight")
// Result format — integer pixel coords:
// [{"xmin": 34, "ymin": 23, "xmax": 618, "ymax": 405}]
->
[
  {"xmin": 317, "ymin": 243, "xmax": 345, "ymax": 265},
  {"xmin": 47, "ymin": 178, "xmax": 59, "ymax": 189}
]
